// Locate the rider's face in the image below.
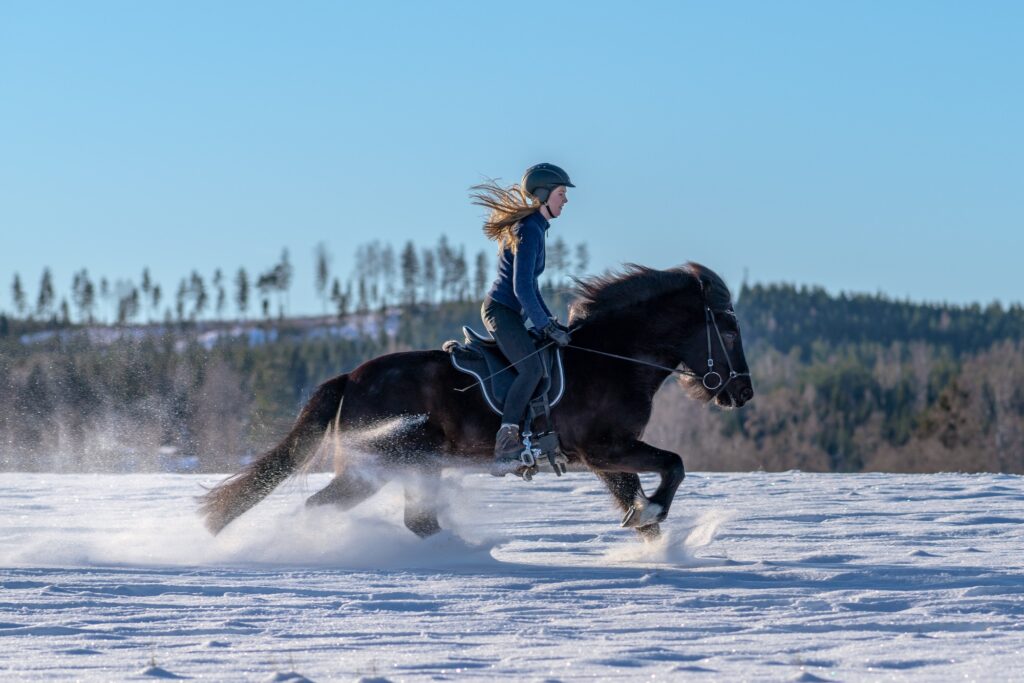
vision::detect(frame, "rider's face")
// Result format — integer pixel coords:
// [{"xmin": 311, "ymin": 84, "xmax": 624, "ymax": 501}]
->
[{"xmin": 546, "ymin": 186, "xmax": 568, "ymax": 218}]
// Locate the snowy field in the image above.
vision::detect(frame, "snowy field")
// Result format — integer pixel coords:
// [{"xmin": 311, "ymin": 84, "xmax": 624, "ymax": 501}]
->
[{"xmin": 1, "ymin": 470, "xmax": 1023, "ymax": 682}]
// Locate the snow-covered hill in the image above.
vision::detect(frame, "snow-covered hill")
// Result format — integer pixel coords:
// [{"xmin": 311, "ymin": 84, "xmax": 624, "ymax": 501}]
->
[{"xmin": 2, "ymin": 471, "xmax": 1022, "ymax": 681}]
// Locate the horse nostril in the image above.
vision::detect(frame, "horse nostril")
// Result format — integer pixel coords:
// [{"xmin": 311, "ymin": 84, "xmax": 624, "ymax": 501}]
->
[{"xmin": 739, "ymin": 386, "xmax": 753, "ymax": 403}]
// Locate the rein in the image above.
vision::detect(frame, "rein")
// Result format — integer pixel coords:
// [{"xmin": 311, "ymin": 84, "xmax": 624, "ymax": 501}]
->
[
  {"xmin": 567, "ymin": 305, "xmax": 749, "ymax": 401},
  {"xmin": 454, "ymin": 304, "xmax": 749, "ymax": 401}
]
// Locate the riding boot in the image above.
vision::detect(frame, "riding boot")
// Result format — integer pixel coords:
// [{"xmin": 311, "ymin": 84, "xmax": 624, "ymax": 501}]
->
[{"xmin": 490, "ymin": 424, "xmax": 525, "ymax": 477}]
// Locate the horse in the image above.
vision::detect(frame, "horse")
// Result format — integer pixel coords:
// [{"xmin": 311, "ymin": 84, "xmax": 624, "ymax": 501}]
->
[{"xmin": 199, "ymin": 262, "xmax": 754, "ymax": 541}]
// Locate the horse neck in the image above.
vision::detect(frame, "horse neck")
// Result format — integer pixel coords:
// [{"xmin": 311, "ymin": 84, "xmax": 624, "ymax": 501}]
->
[{"xmin": 572, "ymin": 302, "xmax": 701, "ymax": 379}]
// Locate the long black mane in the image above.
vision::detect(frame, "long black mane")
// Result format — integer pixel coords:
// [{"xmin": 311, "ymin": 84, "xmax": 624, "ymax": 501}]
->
[{"xmin": 569, "ymin": 262, "xmax": 732, "ymax": 325}]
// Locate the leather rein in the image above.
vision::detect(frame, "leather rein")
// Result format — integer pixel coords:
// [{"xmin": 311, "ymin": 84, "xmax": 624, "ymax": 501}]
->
[{"xmin": 566, "ymin": 304, "xmax": 750, "ymax": 402}]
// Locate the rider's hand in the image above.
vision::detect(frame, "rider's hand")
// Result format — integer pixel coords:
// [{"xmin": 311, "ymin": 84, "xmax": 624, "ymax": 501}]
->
[
  {"xmin": 550, "ymin": 318, "xmax": 571, "ymax": 334},
  {"xmin": 542, "ymin": 321, "xmax": 571, "ymax": 347}
]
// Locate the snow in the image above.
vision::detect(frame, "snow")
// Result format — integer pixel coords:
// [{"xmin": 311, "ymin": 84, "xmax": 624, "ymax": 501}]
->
[{"xmin": 1, "ymin": 470, "xmax": 1023, "ymax": 681}]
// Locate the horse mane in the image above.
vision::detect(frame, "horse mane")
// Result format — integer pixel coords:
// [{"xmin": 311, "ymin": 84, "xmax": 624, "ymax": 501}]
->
[{"xmin": 568, "ymin": 262, "xmax": 732, "ymax": 324}]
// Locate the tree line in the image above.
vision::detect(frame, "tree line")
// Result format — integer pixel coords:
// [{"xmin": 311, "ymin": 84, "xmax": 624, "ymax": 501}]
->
[
  {"xmin": 1, "ymin": 265, "xmax": 1022, "ymax": 475},
  {"xmin": 3, "ymin": 235, "xmax": 591, "ymax": 328}
]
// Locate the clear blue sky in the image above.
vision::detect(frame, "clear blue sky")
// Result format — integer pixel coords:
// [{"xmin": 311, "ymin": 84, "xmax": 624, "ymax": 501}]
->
[{"xmin": 2, "ymin": 1, "xmax": 1021, "ymax": 317}]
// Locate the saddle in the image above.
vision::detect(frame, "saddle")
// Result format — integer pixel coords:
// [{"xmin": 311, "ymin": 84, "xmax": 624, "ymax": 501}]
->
[{"xmin": 443, "ymin": 326, "xmax": 565, "ymax": 416}]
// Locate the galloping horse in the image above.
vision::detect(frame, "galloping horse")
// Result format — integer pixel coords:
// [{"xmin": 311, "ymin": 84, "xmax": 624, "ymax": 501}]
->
[{"xmin": 200, "ymin": 262, "xmax": 753, "ymax": 541}]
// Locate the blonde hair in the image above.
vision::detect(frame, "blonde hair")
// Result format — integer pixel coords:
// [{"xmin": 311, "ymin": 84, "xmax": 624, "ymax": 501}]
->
[{"xmin": 470, "ymin": 179, "xmax": 541, "ymax": 253}]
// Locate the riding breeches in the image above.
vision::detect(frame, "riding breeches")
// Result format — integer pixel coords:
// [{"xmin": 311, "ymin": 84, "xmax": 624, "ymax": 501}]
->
[{"xmin": 481, "ymin": 297, "xmax": 545, "ymax": 428}]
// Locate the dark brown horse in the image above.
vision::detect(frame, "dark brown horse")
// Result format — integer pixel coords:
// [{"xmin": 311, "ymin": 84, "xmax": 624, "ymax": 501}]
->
[{"xmin": 200, "ymin": 262, "xmax": 753, "ymax": 541}]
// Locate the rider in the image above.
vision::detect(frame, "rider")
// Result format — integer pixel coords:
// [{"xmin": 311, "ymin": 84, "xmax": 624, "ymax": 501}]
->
[{"xmin": 472, "ymin": 163, "xmax": 574, "ymax": 476}]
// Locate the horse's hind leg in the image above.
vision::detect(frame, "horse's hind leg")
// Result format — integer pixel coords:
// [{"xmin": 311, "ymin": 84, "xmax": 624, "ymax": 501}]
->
[
  {"xmin": 306, "ymin": 467, "xmax": 385, "ymax": 510},
  {"xmin": 402, "ymin": 467, "xmax": 442, "ymax": 538}
]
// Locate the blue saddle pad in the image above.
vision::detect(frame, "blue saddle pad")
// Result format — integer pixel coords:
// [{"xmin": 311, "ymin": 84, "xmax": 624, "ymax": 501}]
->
[{"xmin": 444, "ymin": 326, "xmax": 565, "ymax": 416}]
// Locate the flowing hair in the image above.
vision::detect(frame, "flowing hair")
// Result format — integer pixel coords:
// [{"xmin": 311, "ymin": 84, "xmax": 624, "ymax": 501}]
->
[{"xmin": 469, "ymin": 179, "xmax": 541, "ymax": 253}]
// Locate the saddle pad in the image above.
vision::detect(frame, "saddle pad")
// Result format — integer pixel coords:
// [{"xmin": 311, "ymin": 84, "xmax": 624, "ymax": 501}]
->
[{"xmin": 445, "ymin": 327, "xmax": 565, "ymax": 416}]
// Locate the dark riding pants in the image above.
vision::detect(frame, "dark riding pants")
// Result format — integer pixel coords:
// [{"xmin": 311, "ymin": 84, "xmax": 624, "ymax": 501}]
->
[{"xmin": 481, "ymin": 297, "xmax": 545, "ymax": 428}]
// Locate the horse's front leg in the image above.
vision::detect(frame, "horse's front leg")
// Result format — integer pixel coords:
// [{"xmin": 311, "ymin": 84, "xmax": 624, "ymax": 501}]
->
[
  {"xmin": 587, "ymin": 440, "xmax": 685, "ymax": 534},
  {"xmin": 594, "ymin": 471, "xmax": 660, "ymax": 541}
]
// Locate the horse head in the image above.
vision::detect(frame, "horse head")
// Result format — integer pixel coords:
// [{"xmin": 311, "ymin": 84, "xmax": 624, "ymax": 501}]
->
[
  {"xmin": 675, "ymin": 264, "xmax": 754, "ymax": 409},
  {"xmin": 568, "ymin": 261, "xmax": 754, "ymax": 409}
]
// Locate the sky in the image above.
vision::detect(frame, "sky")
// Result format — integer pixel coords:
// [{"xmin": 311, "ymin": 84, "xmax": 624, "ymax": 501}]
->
[{"xmin": 1, "ymin": 1, "xmax": 1021, "ymax": 318}]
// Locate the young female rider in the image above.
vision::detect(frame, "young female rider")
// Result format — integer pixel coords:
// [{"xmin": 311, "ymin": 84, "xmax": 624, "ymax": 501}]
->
[{"xmin": 471, "ymin": 163, "xmax": 574, "ymax": 476}]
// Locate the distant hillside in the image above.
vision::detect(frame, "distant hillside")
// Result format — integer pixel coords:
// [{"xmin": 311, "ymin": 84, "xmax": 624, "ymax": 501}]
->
[{"xmin": 737, "ymin": 283, "xmax": 1024, "ymax": 356}]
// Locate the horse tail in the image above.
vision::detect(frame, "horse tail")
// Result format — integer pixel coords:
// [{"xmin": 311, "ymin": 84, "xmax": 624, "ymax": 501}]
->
[{"xmin": 199, "ymin": 373, "xmax": 348, "ymax": 535}]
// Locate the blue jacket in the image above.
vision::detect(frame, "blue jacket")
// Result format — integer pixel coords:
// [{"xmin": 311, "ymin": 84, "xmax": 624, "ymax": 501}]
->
[{"xmin": 485, "ymin": 210, "xmax": 553, "ymax": 330}]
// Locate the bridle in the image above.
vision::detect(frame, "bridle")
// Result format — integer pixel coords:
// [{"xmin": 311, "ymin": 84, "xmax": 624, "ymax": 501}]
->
[
  {"xmin": 561, "ymin": 301, "xmax": 750, "ymax": 403},
  {"xmin": 685, "ymin": 305, "xmax": 751, "ymax": 401}
]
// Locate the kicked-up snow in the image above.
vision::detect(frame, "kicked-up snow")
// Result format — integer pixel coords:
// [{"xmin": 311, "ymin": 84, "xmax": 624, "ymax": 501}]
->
[{"xmin": 1, "ymin": 470, "xmax": 1023, "ymax": 681}]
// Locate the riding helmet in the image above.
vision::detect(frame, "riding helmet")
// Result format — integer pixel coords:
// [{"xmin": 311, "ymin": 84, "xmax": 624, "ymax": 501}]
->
[{"xmin": 521, "ymin": 163, "xmax": 575, "ymax": 203}]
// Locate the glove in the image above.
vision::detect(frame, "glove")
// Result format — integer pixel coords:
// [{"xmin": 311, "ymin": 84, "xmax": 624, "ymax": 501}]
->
[
  {"xmin": 551, "ymin": 318, "xmax": 571, "ymax": 334},
  {"xmin": 542, "ymin": 321, "xmax": 571, "ymax": 347}
]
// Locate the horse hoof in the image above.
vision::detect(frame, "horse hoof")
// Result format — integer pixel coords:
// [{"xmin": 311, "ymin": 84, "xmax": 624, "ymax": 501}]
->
[{"xmin": 621, "ymin": 500, "xmax": 664, "ymax": 528}]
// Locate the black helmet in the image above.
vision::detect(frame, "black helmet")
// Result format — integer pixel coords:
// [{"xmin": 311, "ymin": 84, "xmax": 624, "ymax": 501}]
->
[{"xmin": 521, "ymin": 163, "xmax": 575, "ymax": 203}]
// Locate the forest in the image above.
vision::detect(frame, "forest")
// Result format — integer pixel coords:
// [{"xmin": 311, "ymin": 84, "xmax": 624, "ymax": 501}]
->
[{"xmin": 2, "ymin": 239, "xmax": 1022, "ymax": 474}]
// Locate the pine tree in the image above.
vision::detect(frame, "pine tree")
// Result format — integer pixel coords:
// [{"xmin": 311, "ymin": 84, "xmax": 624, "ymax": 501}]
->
[
  {"xmin": 575, "ymin": 242, "xmax": 590, "ymax": 276},
  {"xmin": 276, "ymin": 248, "xmax": 293, "ymax": 315},
  {"xmin": 550, "ymin": 237, "xmax": 568, "ymax": 284},
  {"xmin": 437, "ymin": 235, "xmax": 455, "ymax": 302},
  {"xmin": 72, "ymin": 269, "xmax": 95, "ymax": 323},
  {"xmin": 36, "ymin": 268, "xmax": 55, "ymax": 319},
  {"xmin": 235, "ymin": 268, "xmax": 249, "ymax": 320},
  {"xmin": 314, "ymin": 242, "xmax": 331, "ymax": 315},
  {"xmin": 151, "ymin": 284, "xmax": 162, "ymax": 318},
  {"xmin": 175, "ymin": 279, "xmax": 187, "ymax": 322},
  {"xmin": 400, "ymin": 241, "xmax": 419, "ymax": 306},
  {"xmin": 420, "ymin": 249, "xmax": 437, "ymax": 305},
  {"xmin": 190, "ymin": 271, "xmax": 207, "ymax": 319},
  {"xmin": 140, "ymin": 268, "xmax": 153, "ymax": 321},
  {"xmin": 213, "ymin": 268, "xmax": 226, "ymax": 319},
  {"xmin": 357, "ymin": 277, "xmax": 369, "ymax": 315},
  {"xmin": 381, "ymin": 243, "xmax": 396, "ymax": 306},
  {"xmin": 11, "ymin": 273, "xmax": 26, "ymax": 318},
  {"xmin": 100, "ymin": 278, "xmax": 110, "ymax": 323},
  {"xmin": 330, "ymin": 277, "xmax": 350, "ymax": 319},
  {"xmin": 474, "ymin": 250, "xmax": 489, "ymax": 299}
]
